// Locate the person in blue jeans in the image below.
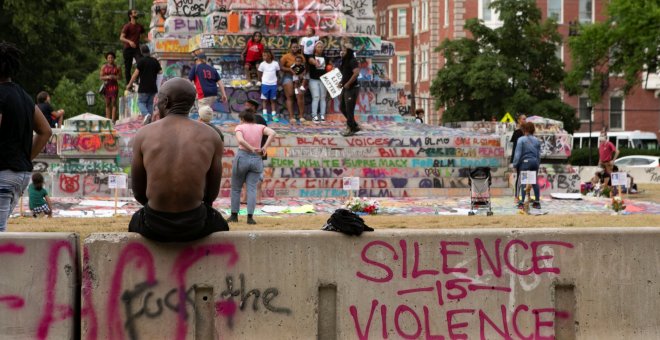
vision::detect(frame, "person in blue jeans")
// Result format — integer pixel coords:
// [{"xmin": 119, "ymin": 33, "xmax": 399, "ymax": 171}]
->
[
  {"xmin": 512, "ymin": 122, "xmax": 541, "ymax": 209},
  {"xmin": 126, "ymin": 45, "xmax": 162, "ymax": 124},
  {"xmin": 0, "ymin": 41, "xmax": 53, "ymax": 230}
]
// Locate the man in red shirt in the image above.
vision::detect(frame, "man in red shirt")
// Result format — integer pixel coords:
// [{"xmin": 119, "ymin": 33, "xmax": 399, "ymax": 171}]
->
[
  {"xmin": 120, "ymin": 9, "xmax": 145, "ymax": 84},
  {"xmin": 598, "ymin": 132, "xmax": 619, "ymax": 170}
]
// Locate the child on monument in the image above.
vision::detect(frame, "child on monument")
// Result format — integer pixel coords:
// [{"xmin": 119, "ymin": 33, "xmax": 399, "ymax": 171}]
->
[
  {"xmin": 300, "ymin": 27, "xmax": 319, "ymax": 92},
  {"xmin": 257, "ymin": 50, "xmax": 280, "ymax": 122},
  {"xmin": 291, "ymin": 55, "xmax": 306, "ymax": 95},
  {"xmin": 28, "ymin": 173, "xmax": 53, "ymax": 218}
]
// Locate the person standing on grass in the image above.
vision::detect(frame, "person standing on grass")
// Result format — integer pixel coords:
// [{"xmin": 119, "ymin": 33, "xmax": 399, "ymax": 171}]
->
[
  {"xmin": 228, "ymin": 109, "xmax": 276, "ymax": 225},
  {"xmin": 0, "ymin": 41, "xmax": 52, "ymax": 230},
  {"xmin": 598, "ymin": 131, "xmax": 619, "ymax": 168},
  {"xmin": 512, "ymin": 122, "xmax": 541, "ymax": 210},
  {"xmin": 28, "ymin": 173, "xmax": 52, "ymax": 218},
  {"xmin": 509, "ymin": 114, "xmax": 526, "ymax": 203},
  {"xmin": 257, "ymin": 50, "xmax": 280, "ymax": 122},
  {"xmin": 129, "ymin": 78, "xmax": 228, "ymax": 242}
]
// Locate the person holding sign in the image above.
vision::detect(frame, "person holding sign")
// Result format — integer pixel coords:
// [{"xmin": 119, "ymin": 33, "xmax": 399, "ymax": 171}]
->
[
  {"xmin": 308, "ymin": 41, "xmax": 331, "ymax": 123},
  {"xmin": 129, "ymin": 78, "xmax": 228, "ymax": 242},
  {"xmin": 512, "ymin": 122, "xmax": 541, "ymax": 209},
  {"xmin": 338, "ymin": 46, "xmax": 361, "ymax": 136}
]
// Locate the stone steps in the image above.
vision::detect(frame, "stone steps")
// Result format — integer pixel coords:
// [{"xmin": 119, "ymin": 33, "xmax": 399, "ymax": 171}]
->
[{"xmin": 218, "ymin": 124, "xmax": 511, "ymax": 197}]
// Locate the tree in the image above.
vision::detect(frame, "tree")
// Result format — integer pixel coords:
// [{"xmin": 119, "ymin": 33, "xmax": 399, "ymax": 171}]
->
[
  {"xmin": 0, "ymin": 0, "xmax": 97, "ymax": 96},
  {"xmin": 564, "ymin": 0, "xmax": 660, "ymax": 103},
  {"xmin": 430, "ymin": 0, "xmax": 578, "ymax": 132}
]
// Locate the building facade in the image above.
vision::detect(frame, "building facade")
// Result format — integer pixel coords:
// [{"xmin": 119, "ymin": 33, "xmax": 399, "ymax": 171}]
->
[{"xmin": 375, "ymin": 0, "xmax": 660, "ymax": 137}]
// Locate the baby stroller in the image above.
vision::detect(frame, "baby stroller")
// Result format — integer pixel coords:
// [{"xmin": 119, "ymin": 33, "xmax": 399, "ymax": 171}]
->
[{"xmin": 468, "ymin": 167, "xmax": 493, "ymax": 216}]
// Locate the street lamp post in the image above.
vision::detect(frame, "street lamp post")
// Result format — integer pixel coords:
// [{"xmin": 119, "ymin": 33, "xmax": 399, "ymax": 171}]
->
[{"xmin": 86, "ymin": 91, "xmax": 95, "ymax": 113}]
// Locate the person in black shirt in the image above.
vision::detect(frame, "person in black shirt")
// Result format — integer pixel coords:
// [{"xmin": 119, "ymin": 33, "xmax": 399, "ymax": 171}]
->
[
  {"xmin": 509, "ymin": 114, "xmax": 527, "ymax": 202},
  {"xmin": 338, "ymin": 45, "xmax": 361, "ymax": 136},
  {"xmin": 36, "ymin": 91, "xmax": 65, "ymax": 128},
  {"xmin": 127, "ymin": 45, "xmax": 162, "ymax": 123},
  {"xmin": 0, "ymin": 41, "xmax": 52, "ymax": 230}
]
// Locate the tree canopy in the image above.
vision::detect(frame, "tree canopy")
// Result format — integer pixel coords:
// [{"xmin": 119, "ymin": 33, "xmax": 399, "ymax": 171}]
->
[
  {"xmin": 430, "ymin": 0, "xmax": 578, "ymax": 132},
  {"xmin": 0, "ymin": 0, "xmax": 151, "ymax": 117},
  {"xmin": 564, "ymin": 0, "xmax": 660, "ymax": 103}
]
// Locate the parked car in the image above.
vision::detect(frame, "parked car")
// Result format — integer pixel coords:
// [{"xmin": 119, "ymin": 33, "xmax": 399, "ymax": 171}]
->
[{"xmin": 614, "ymin": 155, "xmax": 660, "ymax": 168}]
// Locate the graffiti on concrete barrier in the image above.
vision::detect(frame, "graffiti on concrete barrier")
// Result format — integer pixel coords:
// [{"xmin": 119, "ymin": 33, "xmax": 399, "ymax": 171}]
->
[{"xmin": 351, "ymin": 238, "xmax": 573, "ymax": 339}]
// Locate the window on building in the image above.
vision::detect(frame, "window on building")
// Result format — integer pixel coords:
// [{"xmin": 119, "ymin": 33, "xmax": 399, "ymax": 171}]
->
[
  {"xmin": 610, "ymin": 96, "xmax": 623, "ymax": 129},
  {"xmin": 389, "ymin": 10, "xmax": 393, "ymax": 37},
  {"xmin": 548, "ymin": 0, "xmax": 562, "ymax": 22},
  {"xmin": 579, "ymin": 0, "xmax": 592, "ymax": 23},
  {"xmin": 398, "ymin": 8, "xmax": 407, "ymax": 36},
  {"xmin": 379, "ymin": 11, "xmax": 386, "ymax": 37},
  {"xmin": 421, "ymin": 50, "xmax": 429, "ymax": 81},
  {"xmin": 479, "ymin": 0, "xmax": 502, "ymax": 25},
  {"xmin": 398, "ymin": 56, "xmax": 407, "ymax": 83},
  {"xmin": 555, "ymin": 44, "xmax": 563, "ymax": 62},
  {"xmin": 578, "ymin": 97, "xmax": 591, "ymax": 121},
  {"xmin": 443, "ymin": 0, "xmax": 448, "ymax": 27},
  {"xmin": 422, "ymin": 1, "xmax": 429, "ymax": 30},
  {"xmin": 412, "ymin": 6, "xmax": 419, "ymax": 32}
]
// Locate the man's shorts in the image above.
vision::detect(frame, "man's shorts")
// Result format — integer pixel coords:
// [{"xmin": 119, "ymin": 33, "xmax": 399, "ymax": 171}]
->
[
  {"xmin": 129, "ymin": 204, "xmax": 228, "ymax": 243},
  {"xmin": 261, "ymin": 84, "xmax": 277, "ymax": 100}
]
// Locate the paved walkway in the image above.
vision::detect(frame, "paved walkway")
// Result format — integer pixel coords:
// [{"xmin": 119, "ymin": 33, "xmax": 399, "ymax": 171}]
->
[{"xmin": 11, "ymin": 194, "xmax": 660, "ymax": 218}]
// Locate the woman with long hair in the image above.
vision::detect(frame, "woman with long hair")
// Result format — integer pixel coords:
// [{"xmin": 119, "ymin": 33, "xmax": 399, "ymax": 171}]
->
[
  {"xmin": 307, "ymin": 41, "xmax": 331, "ymax": 123},
  {"xmin": 99, "ymin": 51, "xmax": 121, "ymax": 122}
]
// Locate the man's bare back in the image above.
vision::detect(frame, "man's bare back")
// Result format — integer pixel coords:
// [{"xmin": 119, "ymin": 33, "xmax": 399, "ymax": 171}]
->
[{"xmin": 131, "ymin": 78, "xmax": 223, "ymax": 213}]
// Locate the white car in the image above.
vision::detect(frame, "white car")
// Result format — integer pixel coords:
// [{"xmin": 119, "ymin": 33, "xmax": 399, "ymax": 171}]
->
[{"xmin": 614, "ymin": 155, "xmax": 660, "ymax": 168}]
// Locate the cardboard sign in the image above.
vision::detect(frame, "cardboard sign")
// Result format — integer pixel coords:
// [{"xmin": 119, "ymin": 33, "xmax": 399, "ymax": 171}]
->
[
  {"xmin": 108, "ymin": 175, "xmax": 127, "ymax": 189},
  {"xmin": 320, "ymin": 68, "xmax": 343, "ymax": 98},
  {"xmin": 520, "ymin": 171, "xmax": 537, "ymax": 185},
  {"xmin": 342, "ymin": 177, "xmax": 360, "ymax": 191},
  {"xmin": 610, "ymin": 172, "xmax": 627, "ymax": 186}
]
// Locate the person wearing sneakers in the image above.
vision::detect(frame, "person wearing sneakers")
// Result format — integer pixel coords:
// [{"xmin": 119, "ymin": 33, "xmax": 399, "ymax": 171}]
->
[
  {"xmin": 228, "ymin": 109, "xmax": 277, "ymax": 225},
  {"xmin": 241, "ymin": 32, "xmax": 264, "ymax": 85},
  {"xmin": 257, "ymin": 50, "xmax": 280, "ymax": 122},
  {"xmin": 279, "ymin": 39, "xmax": 305, "ymax": 124},
  {"xmin": 512, "ymin": 122, "xmax": 542, "ymax": 210},
  {"xmin": 299, "ymin": 27, "xmax": 319, "ymax": 93},
  {"xmin": 338, "ymin": 45, "xmax": 361, "ymax": 136},
  {"xmin": 308, "ymin": 41, "xmax": 331, "ymax": 123}
]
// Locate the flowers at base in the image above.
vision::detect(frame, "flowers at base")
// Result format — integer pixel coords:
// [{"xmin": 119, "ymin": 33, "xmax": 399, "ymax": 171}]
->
[
  {"xmin": 344, "ymin": 197, "xmax": 380, "ymax": 215},
  {"xmin": 610, "ymin": 196, "xmax": 626, "ymax": 213}
]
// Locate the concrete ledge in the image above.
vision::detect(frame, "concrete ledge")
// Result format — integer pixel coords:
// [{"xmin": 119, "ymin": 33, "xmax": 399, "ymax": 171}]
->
[
  {"xmin": 0, "ymin": 233, "xmax": 79, "ymax": 340},
  {"xmin": 83, "ymin": 228, "xmax": 660, "ymax": 339}
]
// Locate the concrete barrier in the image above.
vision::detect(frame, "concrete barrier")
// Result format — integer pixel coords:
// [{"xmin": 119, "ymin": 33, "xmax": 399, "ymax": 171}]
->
[
  {"xmin": 82, "ymin": 228, "xmax": 660, "ymax": 339},
  {"xmin": 0, "ymin": 233, "xmax": 79, "ymax": 340}
]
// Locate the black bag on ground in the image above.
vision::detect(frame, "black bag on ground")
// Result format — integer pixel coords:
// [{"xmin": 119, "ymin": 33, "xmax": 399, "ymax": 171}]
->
[{"xmin": 322, "ymin": 209, "xmax": 374, "ymax": 236}]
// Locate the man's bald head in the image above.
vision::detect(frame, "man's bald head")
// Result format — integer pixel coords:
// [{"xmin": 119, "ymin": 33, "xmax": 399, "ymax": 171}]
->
[{"xmin": 157, "ymin": 78, "xmax": 196, "ymax": 116}]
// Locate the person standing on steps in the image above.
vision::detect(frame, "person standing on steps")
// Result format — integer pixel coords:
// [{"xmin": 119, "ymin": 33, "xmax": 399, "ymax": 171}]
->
[
  {"xmin": 241, "ymin": 32, "xmax": 264, "ymax": 85},
  {"xmin": 257, "ymin": 50, "xmax": 280, "ymax": 122},
  {"xmin": 100, "ymin": 51, "xmax": 121, "ymax": 122},
  {"xmin": 126, "ymin": 45, "xmax": 162, "ymax": 124},
  {"xmin": 188, "ymin": 53, "xmax": 228, "ymax": 109},
  {"xmin": 338, "ymin": 45, "xmax": 361, "ymax": 136},
  {"xmin": 308, "ymin": 41, "xmax": 331, "ymax": 123}
]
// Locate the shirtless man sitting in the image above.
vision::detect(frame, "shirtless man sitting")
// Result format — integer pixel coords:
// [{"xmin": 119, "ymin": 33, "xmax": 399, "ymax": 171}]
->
[{"xmin": 129, "ymin": 77, "xmax": 228, "ymax": 242}]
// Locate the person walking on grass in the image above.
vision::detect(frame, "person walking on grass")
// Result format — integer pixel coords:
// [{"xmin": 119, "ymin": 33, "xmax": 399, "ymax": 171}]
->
[
  {"xmin": 0, "ymin": 41, "xmax": 52, "ymax": 230},
  {"xmin": 257, "ymin": 50, "xmax": 280, "ymax": 122},
  {"xmin": 228, "ymin": 109, "xmax": 276, "ymax": 225}
]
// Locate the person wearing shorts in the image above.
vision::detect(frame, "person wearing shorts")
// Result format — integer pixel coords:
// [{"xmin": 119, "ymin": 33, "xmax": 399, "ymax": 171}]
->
[
  {"xmin": 257, "ymin": 50, "xmax": 280, "ymax": 122},
  {"xmin": 241, "ymin": 32, "xmax": 264, "ymax": 84}
]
